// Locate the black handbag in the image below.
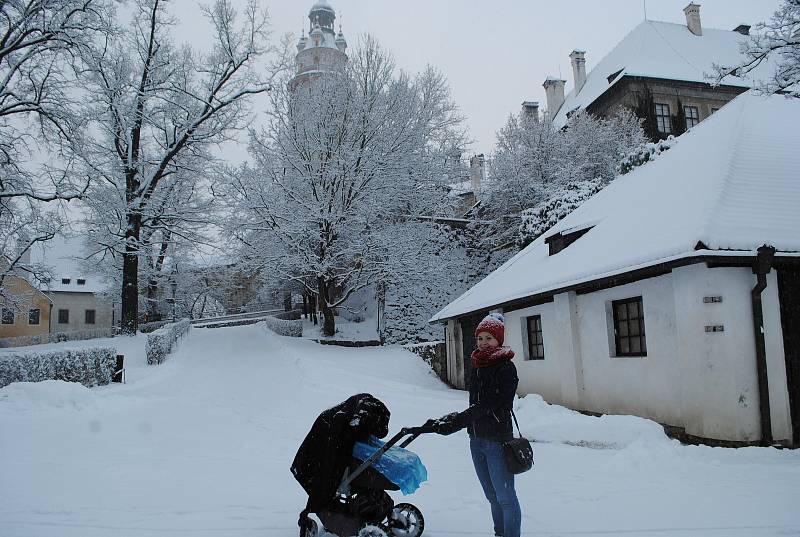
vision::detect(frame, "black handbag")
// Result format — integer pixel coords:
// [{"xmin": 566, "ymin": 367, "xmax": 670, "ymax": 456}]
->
[{"xmin": 503, "ymin": 410, "xmax": 534, "ymax": 474}]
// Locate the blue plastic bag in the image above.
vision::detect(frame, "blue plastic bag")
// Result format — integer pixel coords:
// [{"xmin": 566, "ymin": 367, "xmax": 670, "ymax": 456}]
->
[{"xmin": 352, "ymin": 435, "xmax": 428, "ymax": 495}]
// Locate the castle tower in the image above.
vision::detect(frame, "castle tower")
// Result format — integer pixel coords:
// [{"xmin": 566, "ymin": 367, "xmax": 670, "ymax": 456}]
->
[{"xmin": 292, "ymin": 1, "xmax": 348, "ymax": 86}]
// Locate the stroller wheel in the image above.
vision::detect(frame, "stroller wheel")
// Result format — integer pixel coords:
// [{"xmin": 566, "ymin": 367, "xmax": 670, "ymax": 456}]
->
[
  {"xmin": 388, "ymin": 503, "xmax": 424, "ymax": 537},
  {"xmin": 304, "ymin": 518, "xmax": 319, "ymax": 537},
  {"xmin": 358, "ymin": 523, "xmax": 389, "ymax": 537}
]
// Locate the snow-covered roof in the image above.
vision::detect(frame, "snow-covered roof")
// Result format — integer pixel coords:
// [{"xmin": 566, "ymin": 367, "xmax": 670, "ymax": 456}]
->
[
  {"xmin": 552, "ymin": 20, "xmax": 774, "ymax": 127},
  {"xmin": 298, "ymin": 28, "xmax": 342, "ymax": 52},
  {"xmin": 31, "ymin": 237, "xmax": 107, "ymax": 294},
  {"xmin": 432, "ymin": 92, "xmax": 800, "ymax": 322},
  {"xmin": 310, "ymin": 1, "xmax": 334, "ymax": 13}
]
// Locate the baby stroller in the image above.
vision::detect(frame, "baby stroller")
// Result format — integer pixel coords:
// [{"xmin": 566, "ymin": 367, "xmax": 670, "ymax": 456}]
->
[{"xmin": 291, "ymin": 394, "xmax": 434, "ymax": 537}]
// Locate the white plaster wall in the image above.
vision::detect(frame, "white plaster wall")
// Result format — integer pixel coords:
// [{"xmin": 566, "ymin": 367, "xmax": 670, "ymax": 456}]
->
[
  {"xmin": 574, "ymin": 275, "xmax": 683, "ymax": 427},
  {"xmin": 671, "ymin": 265, "xmax": 791, "ymax": 442},
  {"xmin": 50, "ymin": 293, "xmax": 113, "ymax": 333},
  {"xmin": 504, "ymin": 301, "xmax": 562, "ymax": 402},
  {"xmin": 500, "ymin": 264, "xmax": 792, "ymax": 443}
]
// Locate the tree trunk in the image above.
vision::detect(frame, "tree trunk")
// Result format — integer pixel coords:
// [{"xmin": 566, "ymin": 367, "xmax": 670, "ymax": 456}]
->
[
  {"xmin": 317, "ymin": 276, "xmax": 335, "ymax": 337},
  {"xmin": 120, "ymin": 213, "xmax": 142, "ymax": 334}
]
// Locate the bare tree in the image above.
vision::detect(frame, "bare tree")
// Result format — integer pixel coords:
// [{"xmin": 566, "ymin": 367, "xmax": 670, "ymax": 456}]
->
[
  {"xmin": 228, "ymin": 36, "xmax": 466, "ymax": 336},
  {"xmin": 712, "ymin": 0, "xmax": 800, "ymax": 97},
  {"xmin": 0, "ymin": 0, "xmax": 105, "ymax": 291},
  {"xmin": 80, "ymin": 0, "xmax": 288, "ymax": 333}
]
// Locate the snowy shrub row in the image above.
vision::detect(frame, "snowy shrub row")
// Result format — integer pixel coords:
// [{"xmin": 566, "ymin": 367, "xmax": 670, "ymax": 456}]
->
[
  {"xmin": 403, "ymin": 341, "xmax": 447, "ymax": 382},
  {"xmin": 0, "ymin": 347, "xmax": 118, "ymax": 389},
  {"xmin": 146, "ymin": 319, "xmax": 191, "ymax": 365},
  {"xmin": 262, "ymin": 316, "xmax": 303, "ymax": 337},
  {"xmin": 517, "ymin": 180, "xmax": 604, "ymax": 247},
  {"xmin": 139, "ymin": 320, "xmax": 171, "ymax": 334},
  {"xmin": 618, "ymin": 136, "xmax": 676, "ymax": 175},
  {"xmin": 0, "ymin": 328, "xmax": 115, "ymax": 349},
  {"xmin": 274, "ymin": 309, "xmax": 302, "ymax": 321}
]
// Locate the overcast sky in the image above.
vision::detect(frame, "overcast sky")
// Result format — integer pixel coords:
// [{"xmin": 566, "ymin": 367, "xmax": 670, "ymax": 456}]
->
[{"xmin": 173, "ymin": 0, "xmax": 781, "ymax": 157}]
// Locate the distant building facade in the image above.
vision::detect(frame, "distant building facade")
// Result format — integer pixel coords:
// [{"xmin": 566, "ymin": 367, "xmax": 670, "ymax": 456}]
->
[
  {"xmin": 292, "ymin": 1, "xmax": 348, "ymax": 87},
  {"xmin": 541, "ymin": 4, "xmax": 766, "ymax": 141},
  {"xmin": 0, "ymin": 275, "xmax": 52, "ymax": 340}
]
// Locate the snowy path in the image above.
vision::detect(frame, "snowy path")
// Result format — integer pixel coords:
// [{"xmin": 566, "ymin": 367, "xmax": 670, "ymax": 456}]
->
[{"xmin": 1, "ymin": 324, "xmax": 799, "ymax": 537}]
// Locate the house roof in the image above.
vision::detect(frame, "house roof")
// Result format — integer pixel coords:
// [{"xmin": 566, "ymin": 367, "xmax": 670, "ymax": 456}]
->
[
  {"xmin": 31, "ymin": 237, "xmax": 107, "ymax": 294},
  {"xmin": 432, "ymin": 92, "xmax": 800, "ymax": 322},
  {"xmin": 552, "ymin": 20, "xmax": 774, "ymax": 127}
]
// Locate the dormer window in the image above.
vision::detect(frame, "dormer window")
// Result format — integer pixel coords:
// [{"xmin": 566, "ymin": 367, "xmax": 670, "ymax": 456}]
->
[
  {"xmin": 544, "ymin": 226, "xmax": 594, "ymax": 256},
  {"xmin": 77, "ymin": 279, "xmax": 86, "ymax": 285},
  {"xmin": 61, "ymin": 278, "xmax": 71, "ymax": 284}
]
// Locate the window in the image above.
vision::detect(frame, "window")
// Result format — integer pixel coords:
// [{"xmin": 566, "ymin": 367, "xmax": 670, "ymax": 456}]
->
[
  {"xmin": 544, "ymin": 226, "xmax": 594, "ymax": 256},
  {"xmin": 28, "ymin": 308, "xmax": 40, "ymax": 325},
  {"xmin": 58, "ymin": 309, "xmax": 69, "ymax": 324},
  {"xmin": 1, "ymin": 308, "xmax": 14, "ymax": 324},
  {"xmin": 85, "ymin": 309, "xmax": 96, "ymax": 325},
  {"xmin": 710, "ymin": 107, "xmax": 719, "ymax": 114},
  {"xmin": 61, "ymin": 278, "xmax": 71, "ymax": 285},
  {"xmin": 654, "ymin": 103, "xmax": 671, "ymax": 133},
  {"xmin": 77, "ymin": 279, "xmax": 86, "ymax": 286},
  {"xmin": 526, "ymin": 315, "xmax": 545, "ymax": 360},
  {"xmin": 612, "ymin": 297, "xmax": 647, "ymax": 357},
  {"xmin": 684, "ymin": 105, "xmax": 700, "ymax": 128}
]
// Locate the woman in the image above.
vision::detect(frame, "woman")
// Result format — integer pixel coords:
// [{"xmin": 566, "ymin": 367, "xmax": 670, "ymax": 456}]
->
[{"xmin": 428, "ymin": 312, "xmax": 521, "ymax": 537}]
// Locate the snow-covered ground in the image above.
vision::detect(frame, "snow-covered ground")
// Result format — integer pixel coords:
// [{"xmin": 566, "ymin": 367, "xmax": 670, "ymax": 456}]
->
[{"xmin": 1, "ymin": 324, "xmax": 798, "ymax": 537}]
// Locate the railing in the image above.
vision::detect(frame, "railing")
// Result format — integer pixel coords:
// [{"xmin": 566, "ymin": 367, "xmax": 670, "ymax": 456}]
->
[{"xmin": 189, "ymin": 309, "xmax": 285, "ymax": 326}]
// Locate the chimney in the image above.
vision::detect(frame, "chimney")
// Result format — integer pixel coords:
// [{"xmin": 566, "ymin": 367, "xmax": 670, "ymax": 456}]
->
[
  {"xmin": 733, "ymin": 24, "xmax": 750, "ymax": 35},
  {"xmin": 543, "ymin": 77, "xmax": 566, "ymax": 118},
  {"xmin": 684, "ymin": 3, "xmax": 702, "ymax": 36},
  {"xmin": 521, "ymin": 101, "xmax": 540, "ymax": 122},
  {"xmin": 469, "ymin": 154, "xmax": 485, "ymax": 198},
  {"xmin": 569, "ymin": 50, "xmax": 587, "ymax": 94}
]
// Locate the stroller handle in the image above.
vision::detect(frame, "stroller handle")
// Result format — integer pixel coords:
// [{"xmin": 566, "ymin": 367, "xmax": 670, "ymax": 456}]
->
[{"xmin": 336, "ymin": 423, "xmax": 434, "ymax": 497}]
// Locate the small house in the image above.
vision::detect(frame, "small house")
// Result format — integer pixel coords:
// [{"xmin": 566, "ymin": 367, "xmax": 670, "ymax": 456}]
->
[{"xmin": 432, "ymin": 93, "xmax": 799, "ymax": 447}]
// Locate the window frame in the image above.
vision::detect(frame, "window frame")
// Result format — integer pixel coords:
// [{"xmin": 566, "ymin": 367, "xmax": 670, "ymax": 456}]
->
[
  {"xmin": 57, "ymin": 308, "xmax": 69, "ymax": 324},
  {"xmin": 526, "ymin": 315, "xmax": 545, "ymax": 360},
  {"xmin": 85, "ymin": 309, "xmax": 96, "ymax": 325},
  {"xmin": 654, "ymin": 103, "xmax": 672, "ymax": 133},
  {"xmin": 612, "ymin": 296, "xmax": 647, "ymax": 357},
  {"xmin": 77, "ymin": 278, "xmax": 86, "ymax": 286},
  {"xmin": 1, "ymin": 307, "xmax": 14, "ymax": 325},
  {"xmin": 683, "ymin": 105, "xmax": 700, "ymax": 128},
  {"xmin": 28, "ymin": 308, "xmax": 40, "ymax": 325}
]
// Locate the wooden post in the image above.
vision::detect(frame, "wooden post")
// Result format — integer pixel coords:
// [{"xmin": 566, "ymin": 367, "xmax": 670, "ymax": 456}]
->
[{"xmin": 113, "ymin": 354, "xmax": 125, "ymax": 383}]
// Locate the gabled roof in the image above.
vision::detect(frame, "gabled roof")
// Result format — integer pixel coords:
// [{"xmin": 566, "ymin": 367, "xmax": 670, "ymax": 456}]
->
[
  {"xmin": 552, "ymin": 20, "xmax": 773, "ymax": 127},
  {"xmin": 432, "ymin": 92, "xmax": 800, "ymax": 322},
  {"xmin": 31, "ymin": 237, "xmax": 107, "ymax": 294}
]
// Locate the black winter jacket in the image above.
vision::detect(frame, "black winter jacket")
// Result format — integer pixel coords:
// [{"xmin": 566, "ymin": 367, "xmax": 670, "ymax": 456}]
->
[{"xmin": 455, "ymin": 359, "xmax": 519, "ymax": 441}]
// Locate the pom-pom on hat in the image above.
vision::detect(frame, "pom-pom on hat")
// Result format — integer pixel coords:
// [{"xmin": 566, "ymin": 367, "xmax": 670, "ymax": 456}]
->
[{"xmin": 475, "ymin": 312, "xmax": 505, "ymax": 346}]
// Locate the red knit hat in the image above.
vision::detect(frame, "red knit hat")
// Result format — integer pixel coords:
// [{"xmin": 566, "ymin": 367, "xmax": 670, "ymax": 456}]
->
[{"xmin": 475, "ymin": 313, "xmax": 505, "ymax": 346}]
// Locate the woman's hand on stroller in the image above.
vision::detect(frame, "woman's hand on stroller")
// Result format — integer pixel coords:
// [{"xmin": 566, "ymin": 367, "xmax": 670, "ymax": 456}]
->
[{"xmin": 424, "ymin": 412, "xmax": 462, "ymax": 436}]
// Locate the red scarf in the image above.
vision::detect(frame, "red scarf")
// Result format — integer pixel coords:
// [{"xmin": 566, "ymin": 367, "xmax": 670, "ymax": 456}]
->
[{"xmin": 471, "ymin": 346, "xmax": 515, "ymax": 369}]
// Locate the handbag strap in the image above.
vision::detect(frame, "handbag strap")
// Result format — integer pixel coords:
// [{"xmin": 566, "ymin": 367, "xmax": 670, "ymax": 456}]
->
[{"xmin": 510, "ymin": 409, "xmax": 523, "ymax": 438}]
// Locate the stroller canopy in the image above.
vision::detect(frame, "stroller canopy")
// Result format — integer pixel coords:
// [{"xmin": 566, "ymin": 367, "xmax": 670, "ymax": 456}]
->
[{"xmin": 291, "ymin": 393, "xmax": 390, "ymax": 511}]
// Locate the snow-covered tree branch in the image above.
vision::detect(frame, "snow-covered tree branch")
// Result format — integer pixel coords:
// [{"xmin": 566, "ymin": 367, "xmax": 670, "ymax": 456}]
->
[
  {"xmin": 79, "ymin": 0, "xmax": 289, "ymax": 332},
  {"xmin": 712, "ymin": 0, "xmax": 800, "ymax": 97}
]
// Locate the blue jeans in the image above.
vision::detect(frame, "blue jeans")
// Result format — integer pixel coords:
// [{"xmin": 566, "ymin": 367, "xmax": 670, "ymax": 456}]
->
[{"xmin": 469, "ymin": 438, "xmax": 521, "ymax": 537}]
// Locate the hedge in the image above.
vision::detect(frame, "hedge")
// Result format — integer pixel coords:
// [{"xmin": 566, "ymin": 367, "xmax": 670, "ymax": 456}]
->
[
  {"xmin": 0, "ymin": 328, "xmax": 115, "ymax": 349},
  {"xmin": 146, "ymin": 319, "xmax": 191, "ymax": 365},
  {"xmin": 0, "ymin": 347, "xmax": 118, "ymax": 389},
  {"xmin": 262, "ymin": 316, "xmax": 303, "ymax": 337}
]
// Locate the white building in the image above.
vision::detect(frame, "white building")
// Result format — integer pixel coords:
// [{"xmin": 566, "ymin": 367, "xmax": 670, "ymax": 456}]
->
[
  {"xmin": 432, "ymin": 92, "xmax": 799, "ymax": 447},
  {"xmin": 542, "ymin": 3, "xmax": 775, "ymax": 139},
  {"xmin": 292, "ymin": 1, "xmax": 348, "ymax": 87}
]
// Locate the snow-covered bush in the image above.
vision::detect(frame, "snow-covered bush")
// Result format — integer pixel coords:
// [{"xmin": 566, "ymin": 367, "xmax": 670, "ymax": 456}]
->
[
  {"xmin": 139, "ymin": 320, "xmax": 170, "ymax": 334},
  {"xmin": 146, "ymin": 319, "xmax": 190, "ymax": 365},
  {"xmin": 517, "ymin": 180, "xmax": 604, "ymax": 247},
  {"xmin": 403, "ymin": 341, "xmax": 447, "ymax": 382},
  {"xmin": 618, "ymin": 136, "xmax": 676, "ymax": 175},
  {"xmin": 274, "ymin": 310, "xmax": 302, "ymax": 321},
  {"xmin": 0, "ymin": 347, "xmax": 117, "ymax": 389},
  {"xmin": 261, "ymin": 317, "xmax": 303, "ymax": 337},
  {"xmin": 0, "ymin": 328, "xmax": 115, "ymax": 349}
]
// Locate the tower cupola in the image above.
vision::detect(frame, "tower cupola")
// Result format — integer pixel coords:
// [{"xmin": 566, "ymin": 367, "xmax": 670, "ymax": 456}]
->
[{"xmin": 309, "ymin": 1, "xmax": 336, "ymax": 34}]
